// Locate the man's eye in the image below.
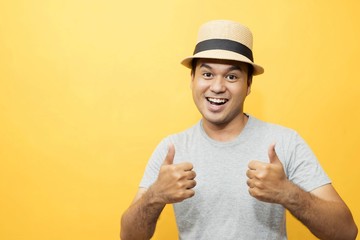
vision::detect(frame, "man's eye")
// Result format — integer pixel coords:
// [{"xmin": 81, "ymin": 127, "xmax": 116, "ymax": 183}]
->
[
  {"xmin": 203, "ymin": 73, "xmax": 213, "ymax": 78},
  {"xmin": 226, "ymin": 75, "xmax": 238, "ymax": 81}
]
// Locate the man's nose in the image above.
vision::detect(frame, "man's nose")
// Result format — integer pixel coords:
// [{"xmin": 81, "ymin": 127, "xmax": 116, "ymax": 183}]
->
[{"xmin": 209, "ymin": 77, "xmax": 226, "ymax": 93}]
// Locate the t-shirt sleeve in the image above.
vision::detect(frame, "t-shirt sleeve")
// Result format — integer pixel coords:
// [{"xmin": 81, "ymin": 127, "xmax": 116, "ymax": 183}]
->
[
  {"xmin": 286, "ymin": 132, "xmax": 331, "ymax": 192},
  {"xmin": 139, "ymin": 137, "xmax": 171, "ymax": 189}
]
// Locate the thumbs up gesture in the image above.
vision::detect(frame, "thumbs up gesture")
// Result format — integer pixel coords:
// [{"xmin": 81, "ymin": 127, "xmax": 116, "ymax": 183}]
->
[
  {"xmin": 150, "ymin": 144, "xmax": 197, "ymax": 204},
  {"xmin": 246, "ymin": 144, "xmax": 289, "ymax": 204}
]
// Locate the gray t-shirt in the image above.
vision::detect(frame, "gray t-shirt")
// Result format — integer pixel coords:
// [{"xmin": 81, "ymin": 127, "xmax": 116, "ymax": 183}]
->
[{"xmin": 140, "ymin": 115, "xmax": 331, "ymax": 239}]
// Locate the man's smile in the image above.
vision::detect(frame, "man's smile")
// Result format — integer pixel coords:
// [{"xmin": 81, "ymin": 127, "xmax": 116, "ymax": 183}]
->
[{"xmin": 206, "ymin": 97, "xmax": 229, "ymax": 105}]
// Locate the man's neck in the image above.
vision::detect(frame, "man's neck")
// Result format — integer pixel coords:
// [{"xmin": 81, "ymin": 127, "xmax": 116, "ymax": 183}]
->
[{"xmin": 202, "ymin": 114, "xmax": 249, "ymax": 142}]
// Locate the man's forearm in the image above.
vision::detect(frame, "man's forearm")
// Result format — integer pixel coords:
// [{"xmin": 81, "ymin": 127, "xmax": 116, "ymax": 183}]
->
[
  {"xmin": 121, "ymin": 189, "xmax": 166, "ymax": 240},
  {"xmin": 282, "ymin": 183, "xmax": 357, "ymax": 240}
]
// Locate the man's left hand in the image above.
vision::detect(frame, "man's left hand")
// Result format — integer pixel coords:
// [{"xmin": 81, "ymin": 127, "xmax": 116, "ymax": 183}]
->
[{"xmin": 246, "ymin": 143, "xmax": 290, "ymax": 204}]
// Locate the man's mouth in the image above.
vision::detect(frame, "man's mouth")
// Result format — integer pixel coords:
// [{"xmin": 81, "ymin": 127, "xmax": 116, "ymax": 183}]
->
[{"xmin": 206, "ymin": 97, "xmax": 229, "ymax": 105}]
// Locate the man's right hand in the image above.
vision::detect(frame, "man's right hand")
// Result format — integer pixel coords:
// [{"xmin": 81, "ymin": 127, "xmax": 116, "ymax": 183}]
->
[{"xmin": 149, "ymin": 143, "xmax": 196, "ymax": 204}]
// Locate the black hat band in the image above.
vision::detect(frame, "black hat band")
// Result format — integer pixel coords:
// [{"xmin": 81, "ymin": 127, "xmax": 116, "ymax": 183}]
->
[{"xmin": 193, "ymin": 39, "xmax": 253, "ymax": 62}]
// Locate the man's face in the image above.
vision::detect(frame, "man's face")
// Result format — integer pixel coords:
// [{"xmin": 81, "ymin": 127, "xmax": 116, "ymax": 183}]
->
[{"xmin": 191, "ymin": 58, "xmax": 251, "ymax": 127}]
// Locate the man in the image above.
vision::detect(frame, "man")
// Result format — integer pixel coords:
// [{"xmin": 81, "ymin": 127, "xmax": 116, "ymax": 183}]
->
[{"xmin": 121, "ymin": 20, "xmax": 357, "ymax": 239}]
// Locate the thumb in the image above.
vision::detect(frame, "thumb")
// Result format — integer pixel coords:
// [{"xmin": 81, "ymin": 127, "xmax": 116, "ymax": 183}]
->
[
  {"xmin": 163, "ymin": 143, "xmax": 175, "ymax": 165},
  {"xmin": 268, "ymin": 143, "xmax": 281, "ymax": 164}
]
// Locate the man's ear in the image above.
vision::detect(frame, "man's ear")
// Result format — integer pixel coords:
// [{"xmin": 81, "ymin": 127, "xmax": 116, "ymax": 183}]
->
[
  {"xmin": 190, "ymin": 72, "xmax": 194, "ymax": 89},
  {"xmin": 247, "ymin": 85, "xmax": 251, "ymax": 96},
  {"xmin": 247, "ymin": 77, "xmax": 253, "ymax": 96}
]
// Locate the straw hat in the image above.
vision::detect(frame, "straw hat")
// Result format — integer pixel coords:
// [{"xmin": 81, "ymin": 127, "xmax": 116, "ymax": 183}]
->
[{"xmin": 181, "ymin": 20, "xmax": 264, "ymax": 75}]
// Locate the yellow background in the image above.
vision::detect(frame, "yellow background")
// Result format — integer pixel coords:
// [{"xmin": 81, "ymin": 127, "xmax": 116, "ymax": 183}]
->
[{"xmin": 0, "ymin": 0, "xmax": 359, "ymax": 239}]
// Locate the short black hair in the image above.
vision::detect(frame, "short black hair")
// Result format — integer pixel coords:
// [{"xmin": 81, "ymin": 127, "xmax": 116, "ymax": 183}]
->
[
  {"xmin": 191, "ymin": 58, "xmax": 198, "ymax": 75},
  {"xmin": 191, "ymin": 58, "xmax": 253, "ymax": 86}
]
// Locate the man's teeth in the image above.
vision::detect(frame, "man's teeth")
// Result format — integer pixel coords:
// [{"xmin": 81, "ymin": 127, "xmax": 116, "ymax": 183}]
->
[
  {"xmin": 209, "ymin": 98, "xmax": 226, "ymax": 103},
  {"xmin": 207, "ymin": 97, "xmax": 228, "ymax": 104}
]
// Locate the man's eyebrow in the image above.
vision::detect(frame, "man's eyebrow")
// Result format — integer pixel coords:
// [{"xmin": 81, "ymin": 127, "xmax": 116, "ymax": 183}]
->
[
  {"xmin": 199, "ymin": 63, "xmax": 212, "ymax": 70},
  {"xmin": 227, "ymin": 65, "xmax": 243, "ymax": 72},
  {"xmin": 199, "ymin": 63, "xmax": 244, "ymax": 72}
]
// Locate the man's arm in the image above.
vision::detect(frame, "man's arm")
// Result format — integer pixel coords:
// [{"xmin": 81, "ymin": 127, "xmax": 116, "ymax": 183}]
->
[
  {"xmin": 282, "ymin": 182, "xmax": 357, "ymax": 240},
  {"xmin": 120, "ymin": 144, "xmax": 196, "ymax": 240},
  {"xmin": 247, "ymin": 144, "xmax": 358, "ymax": 240},
  {"xmin": 120, "ymin": 188, "xmax": 165, "ymax": 240}
]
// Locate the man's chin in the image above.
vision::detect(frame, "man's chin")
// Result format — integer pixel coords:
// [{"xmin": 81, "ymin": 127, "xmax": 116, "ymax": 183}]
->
[{"xmin": 202, "ymin": 116, "xmax": 228, "ymax": 126}]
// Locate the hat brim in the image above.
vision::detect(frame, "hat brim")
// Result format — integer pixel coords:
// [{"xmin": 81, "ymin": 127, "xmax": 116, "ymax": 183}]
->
[{"xmin": 181, "ymin": 49, "xmax": 264, "ymax": 75}]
